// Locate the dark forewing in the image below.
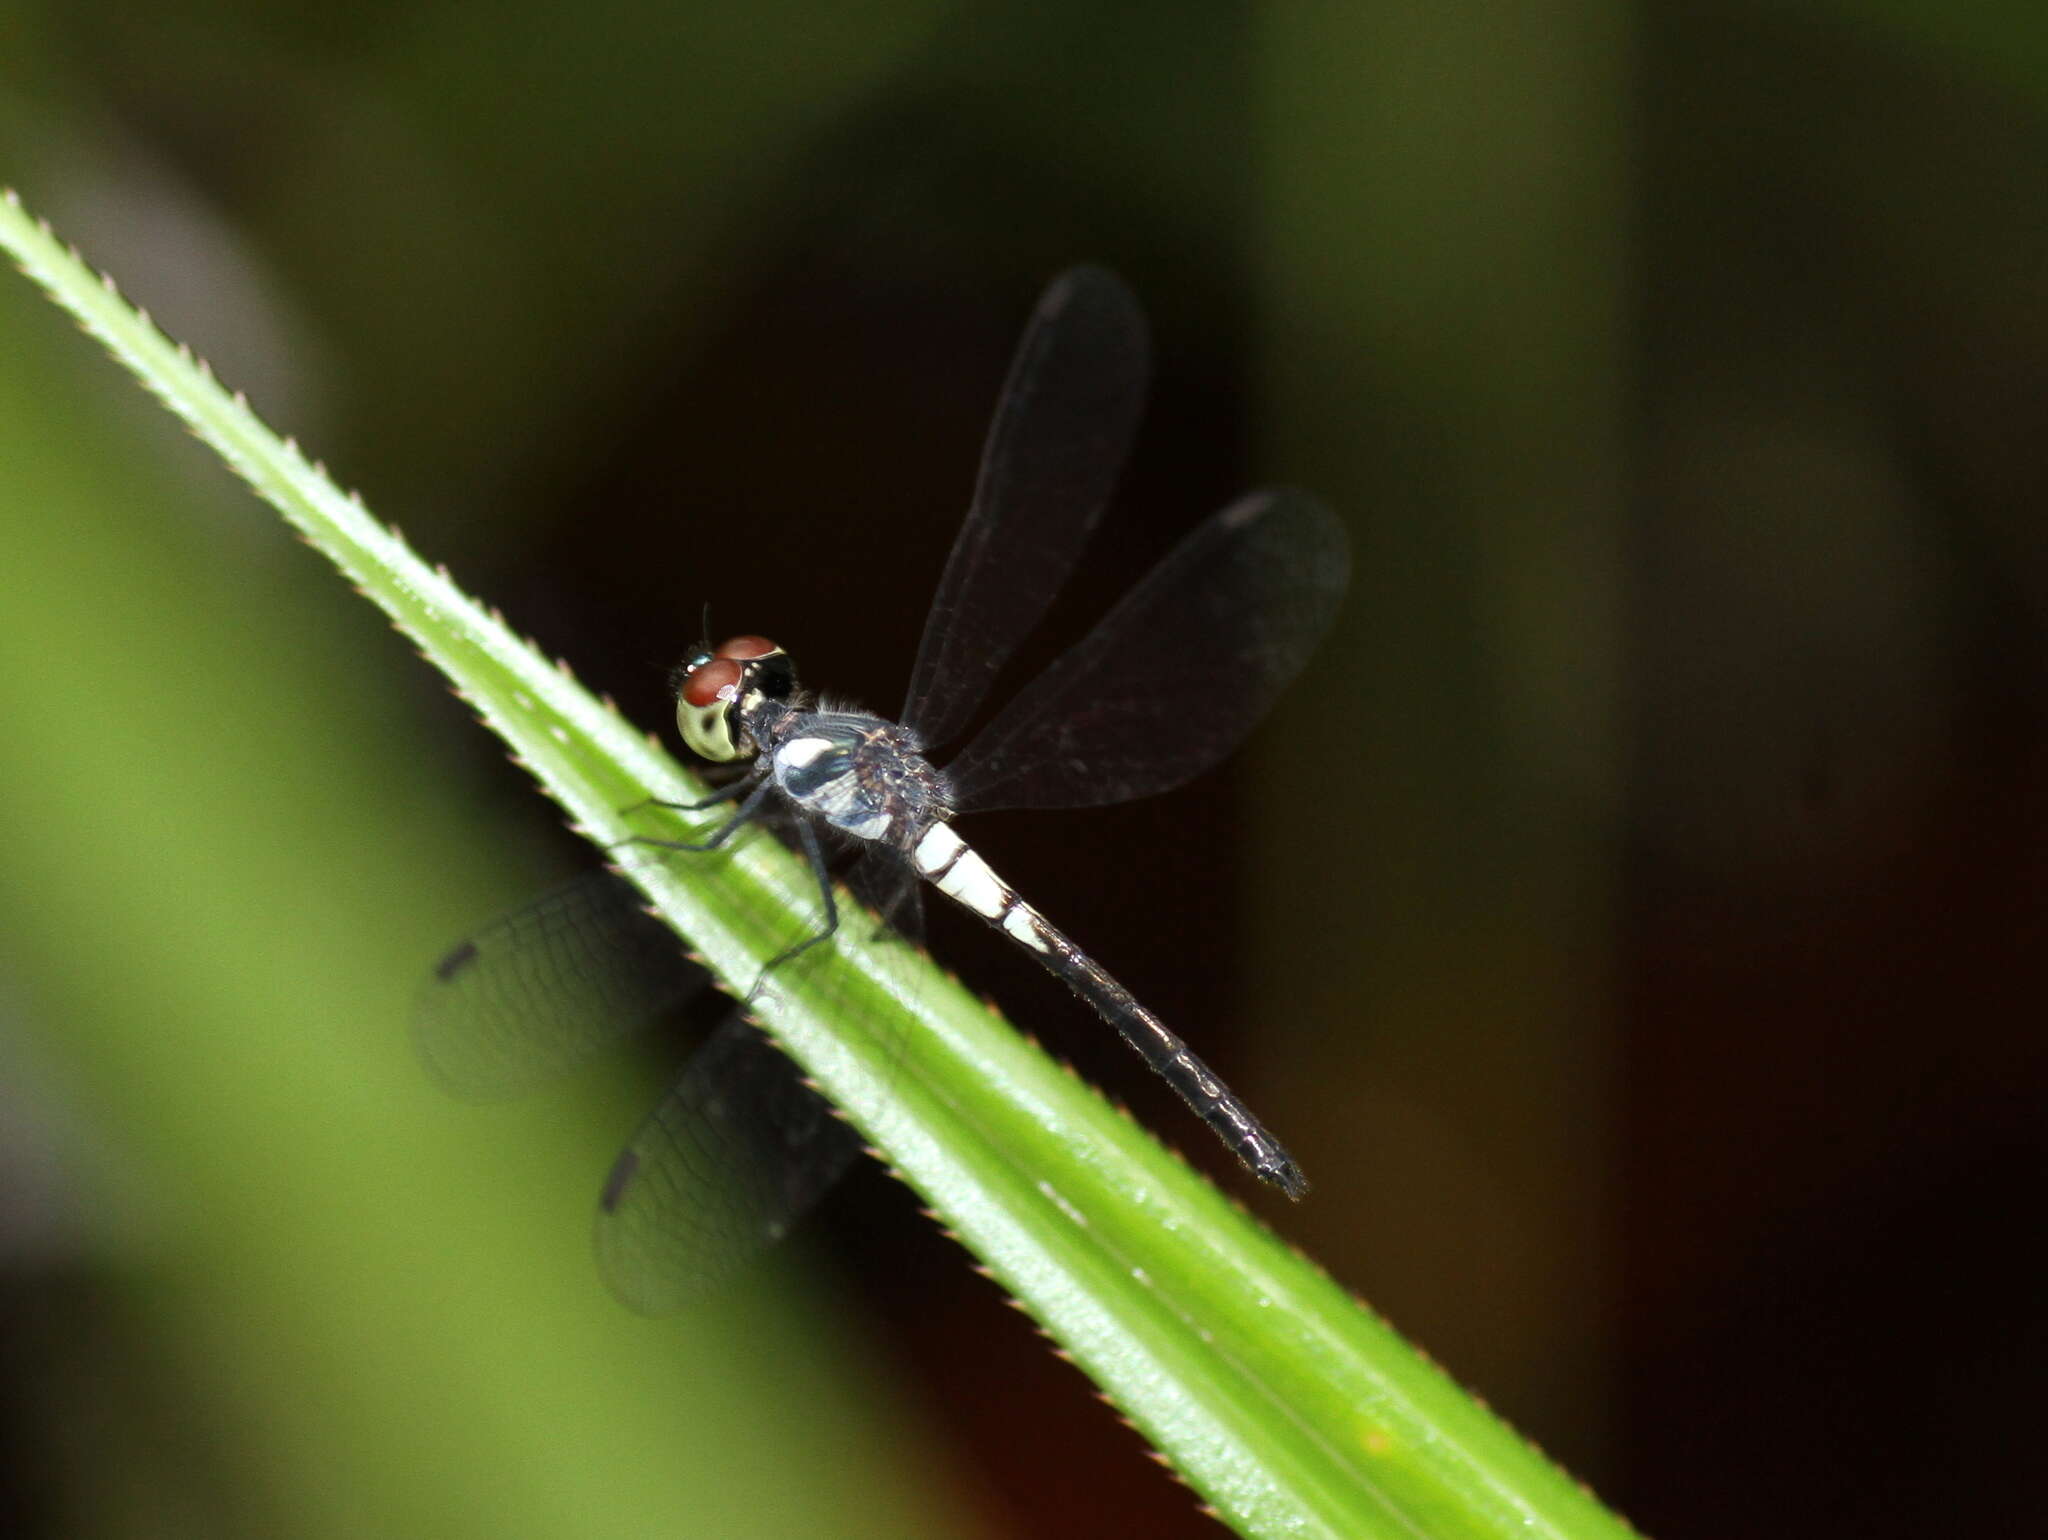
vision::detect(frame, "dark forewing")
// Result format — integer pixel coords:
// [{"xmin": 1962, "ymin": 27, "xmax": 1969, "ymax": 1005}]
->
[
  {"xmin": 901, "ymin": 266, "xmax": 1151, "ymax": 751},
  {"xmin": 945, "ymin": 489, "xmax": 1350, "ymax": 812},
  {"xmin": 594, "ymin": 1018, "xmax": 864, "ymax": 1314},
  {"xmin": 413, "ymin": 872, "xmax": 708, "ymax": 1100}
]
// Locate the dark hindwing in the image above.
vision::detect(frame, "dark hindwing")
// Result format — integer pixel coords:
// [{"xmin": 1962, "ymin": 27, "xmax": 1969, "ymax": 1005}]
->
[
  {"xmin": 594, "ymin": 1017, "xmax": 863, "ymax": 1314},
  {"xmin": 945, "ymin": 488, "xmax": 1350, "ymax": 813},
  {"xmin": 413, "ymin": 872, "xmax": 708, "ymax": 1100}
]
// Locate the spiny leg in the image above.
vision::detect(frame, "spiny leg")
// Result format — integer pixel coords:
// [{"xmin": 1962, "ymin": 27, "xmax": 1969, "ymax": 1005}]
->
[
  {"xmin": 619, "ymin": 776, "xmax": 760, "ymax": 820},
  {"xmin": 614, "ymin": 776, "xmax": 778, "ymax": 857},
  {"xmin": 616, "ymin": 777, "xmax": 842, "ymax": 1001},
  {"xmin": 746, "ymin": 814, "xmax": 840, "ymax": 1001}
]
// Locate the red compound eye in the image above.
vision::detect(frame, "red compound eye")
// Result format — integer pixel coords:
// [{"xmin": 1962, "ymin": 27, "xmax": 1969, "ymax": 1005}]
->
[
  {"xmin": 681, "ymin": 657, "xmax": 742, "ymax": 707},
  {"xmin": 713, "ymin": 635, "xmax": 779, "ymax": 661}
]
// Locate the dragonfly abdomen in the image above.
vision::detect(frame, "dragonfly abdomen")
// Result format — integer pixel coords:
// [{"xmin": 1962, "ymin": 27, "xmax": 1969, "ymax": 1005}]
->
[{"xmin": 909, "ymin": 820, "xmax": 1309, "ymax": 1198}]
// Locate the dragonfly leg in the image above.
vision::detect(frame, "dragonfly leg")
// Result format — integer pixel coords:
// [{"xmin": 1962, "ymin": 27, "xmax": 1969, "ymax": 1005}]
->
[
  {"xmin": 614, "ymin": 776, "xmax": 777, "ymax": 855},
  {"xmin": 746, "ymin": 814, "xmax": 840, "ymax": 1001},
  {"xmin": 619, "ymin": 777, "xmax": 758, "ymax": 819}
]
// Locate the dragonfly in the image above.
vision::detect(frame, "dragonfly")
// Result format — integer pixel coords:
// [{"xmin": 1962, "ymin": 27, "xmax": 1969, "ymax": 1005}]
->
[{"xmin": 417, "ymin": 266, "xmax": 1349, "ymax": 1312}]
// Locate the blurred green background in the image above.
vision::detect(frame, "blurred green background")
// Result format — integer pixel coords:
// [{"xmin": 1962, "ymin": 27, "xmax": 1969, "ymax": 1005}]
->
[{"xmin": 2, "ymin": 3, "xmax": 2043, "ymax": 1536}]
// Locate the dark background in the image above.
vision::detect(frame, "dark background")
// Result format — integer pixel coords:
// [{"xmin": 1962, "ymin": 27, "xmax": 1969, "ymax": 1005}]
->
[{"xmin": 2, "ymin": 3, "xmax": 2043, "ymax": 1536}]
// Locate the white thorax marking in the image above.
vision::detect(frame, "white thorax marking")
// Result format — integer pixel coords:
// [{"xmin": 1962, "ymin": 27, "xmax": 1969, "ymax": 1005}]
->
[
  {"xmin": 774, "ymin": 735, "xmax": 891, "ymax": 840},
  {"xmin": 775, "ymin": 737, "xmax": 834, "ymax": 769}
]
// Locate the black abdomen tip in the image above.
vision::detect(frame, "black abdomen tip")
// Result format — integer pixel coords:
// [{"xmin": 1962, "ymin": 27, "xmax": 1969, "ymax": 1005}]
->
[{"xmin": 1265, "ymin": 1158, "xmax": 1311, "ymax": 1201}]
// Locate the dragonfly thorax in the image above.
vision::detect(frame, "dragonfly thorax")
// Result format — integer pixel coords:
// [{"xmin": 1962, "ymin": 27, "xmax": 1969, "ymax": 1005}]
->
[{"xmin": 767, "ymin": 712, "xmax": 954, "ymax": 845}]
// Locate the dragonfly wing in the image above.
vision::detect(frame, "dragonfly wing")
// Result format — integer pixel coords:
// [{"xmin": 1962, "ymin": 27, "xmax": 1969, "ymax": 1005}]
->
[
  {"xmin": 413, "ymin": 871, "xmax": 708, "ymax": 1100},
  {"xmin": 593, "ymin": 1017, "xmax": 864, "ymax": 1314},
  {"xmin": 945, "ymin": 489, "xmax": 1350, "ymax": 812},
  {"xmin": 902, "ymin": 266, "xmax": 1150, "ymax": 750},
  {"xmin": 841, "ymin": 842, "xmax": 926, "ymax": 948}
]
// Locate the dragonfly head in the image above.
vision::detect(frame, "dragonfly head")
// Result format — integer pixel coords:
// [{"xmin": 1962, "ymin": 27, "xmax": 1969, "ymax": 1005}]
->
[{"xmin": 674, "ymin": 635, "xmax": 797, "ymax": 762}]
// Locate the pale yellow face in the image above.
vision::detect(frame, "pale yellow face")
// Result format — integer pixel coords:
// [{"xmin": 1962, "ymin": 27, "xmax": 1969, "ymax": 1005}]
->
[
  {"xmin": 674, "ymin": 635, "xmax": 784, "ymax": 763},
  {"xmin": 676, "ymin": 687, "xmax": 741, "ymax": 762}
]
